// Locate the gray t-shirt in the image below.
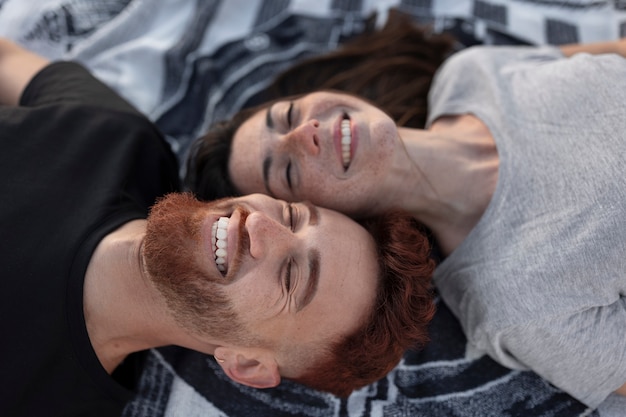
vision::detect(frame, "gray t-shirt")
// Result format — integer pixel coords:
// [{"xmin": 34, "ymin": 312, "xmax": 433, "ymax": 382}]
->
[{"xmin": 428, "ymin": 46, "xmax": 626, "ymax": 408}]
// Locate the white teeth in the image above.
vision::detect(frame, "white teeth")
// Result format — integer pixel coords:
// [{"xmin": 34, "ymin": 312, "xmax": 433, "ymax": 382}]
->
[
  {"xmin": 341, "ymin": 119, "xmax": 351, "ymax": 169},
  {"xmin": 211, "ymin": 216, "xmax": 229, "ymax": 273}
]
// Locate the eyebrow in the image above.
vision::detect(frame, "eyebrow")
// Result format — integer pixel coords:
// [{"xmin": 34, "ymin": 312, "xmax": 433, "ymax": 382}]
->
[
  {"xmin": 303, "ymin": 200, "xmax": 319, "ymax": 225},
  {"xmin": 296, "ymin": 202, "xmax": 321, "ymax": 312},
  {"xmin": 298, "ymin": 249, "xmax": 319, "ymax": 312},
  {"xmin": 262, "ymin": 155, "xmax": 275, "ymax": 197},
  {"xmin": 265, "ymin": 103, "xmax": 274, "ymax": 129},
  {"xmin": 262, "ymin": 104, "xmax": 278, "ymax": 198}
]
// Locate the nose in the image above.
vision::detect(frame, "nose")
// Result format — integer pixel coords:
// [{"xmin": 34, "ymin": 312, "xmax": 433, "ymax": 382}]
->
[
  {"xmin": 245, "ymin": 211, "xmax": 295, "ymax": 260},
  {"xmin": 284, "ymin": 119, "xmax": 320, "ymax": 156}
]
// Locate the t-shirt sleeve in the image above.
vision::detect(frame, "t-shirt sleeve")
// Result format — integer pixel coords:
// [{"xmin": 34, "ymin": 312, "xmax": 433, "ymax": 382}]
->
[
  {"xmin": 429, "ymin": 45, "xmax": 626, "ymax": 409},
  {"xmin": 19, "ymin": 61, "xmax": 142, "ymax": 116},
  {"xmin": 497, "ymin": 299, "xmax": 626, "ymax": 408},
  {"xmin": 426, "ymin": 45, "xmax": 564, "ymax": 128}
]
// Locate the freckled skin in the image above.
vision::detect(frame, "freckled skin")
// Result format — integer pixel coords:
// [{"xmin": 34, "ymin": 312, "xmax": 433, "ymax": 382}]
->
[
  {"xmin": 217, "ymin": 196, "xmax": 379, "ymax": 375},
  {"xmin": 150, "ymin": 193, "xmax": 379, "ymax": 375},
  {"xmin": 229, "ymin": 92, "xmax": 402, "ymax": 217}
]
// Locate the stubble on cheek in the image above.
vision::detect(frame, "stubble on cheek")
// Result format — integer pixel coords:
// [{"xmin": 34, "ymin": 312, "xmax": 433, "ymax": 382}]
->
[{"xmin": 143, "ymin": 193, "xmax": 241, "ymax": 337}]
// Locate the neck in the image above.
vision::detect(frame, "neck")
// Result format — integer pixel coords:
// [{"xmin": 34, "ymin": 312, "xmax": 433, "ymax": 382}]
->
[
  {"xmin": 389, "ymin": 115, "xmax": 499, "ymax": 255},
  {"xmin": 83, "ymin": 220, "xmax": 190, "ymax": 373}
]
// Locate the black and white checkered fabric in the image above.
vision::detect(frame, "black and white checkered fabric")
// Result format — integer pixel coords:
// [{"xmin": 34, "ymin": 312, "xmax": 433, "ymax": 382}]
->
[
  {"xmin": 2, "ymin": 0, "xmax": 624, "ymax": 164},
  {"xmin": 1, "ymin": 1, "xmax": 625, "ymax": 416}
]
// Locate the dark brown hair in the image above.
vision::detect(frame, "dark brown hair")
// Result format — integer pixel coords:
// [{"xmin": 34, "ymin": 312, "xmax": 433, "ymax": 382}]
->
[
  {"xmin": 186, "ymin": 10, "xmax": 455, "ymax": 200},
  {"xmin": 268, "ymin": 9, "xmax": 455, "ymax": 128},
  {"xmin": 185, "ymin": 106, "xmax": 255, "ymax": 200},
  {"xmin": 292, "ymin": 210, "xmax": 436, "ymax": 397}
]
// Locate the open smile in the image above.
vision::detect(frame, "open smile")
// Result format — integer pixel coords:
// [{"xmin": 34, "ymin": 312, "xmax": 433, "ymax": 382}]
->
[
  {"xmin": 208, "ymin": 207, "xmax": 244, "ymax": 277},
  {"xmin": 211, "ymin": 216, "xmax": 230, "ymax": 273},
  {"xmin": 337, "ymin": 113, "xmax": 354, "ymax": 171}
]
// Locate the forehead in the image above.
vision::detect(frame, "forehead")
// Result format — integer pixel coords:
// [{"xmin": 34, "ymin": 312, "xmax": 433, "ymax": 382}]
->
[
  {"xmin": 229, "ymin": 108, "xmax": 269, "ymax": 196},
  {"xmin": 308, "ymin": 209, "xmax": 379, "ymax": 328}
]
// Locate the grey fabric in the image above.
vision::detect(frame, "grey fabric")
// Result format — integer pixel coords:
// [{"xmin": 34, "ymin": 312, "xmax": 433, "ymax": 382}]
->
[
  {"xmin": 2, "ymin": 1, "xmax": 626, "ymax": 415},
  {"xmin": 3, "ymin": 0, "xmax": 626, "ymax": 166},
  {"xmin": 428, "ymin": 46, "xmax": 626, "ymax": 408}
]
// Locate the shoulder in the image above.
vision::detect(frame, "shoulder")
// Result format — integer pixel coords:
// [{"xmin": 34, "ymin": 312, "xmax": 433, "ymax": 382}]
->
[
  {"xmin": 21, "ymin": 61, "xmax": 144, "ymax": 117},
  {"xmin": 441, "ymin": 45, "xmax": 625, "ymax": 84},
  {"xmin": 436, "ymin": 45, "xmax": 565, "ymax": 80}
]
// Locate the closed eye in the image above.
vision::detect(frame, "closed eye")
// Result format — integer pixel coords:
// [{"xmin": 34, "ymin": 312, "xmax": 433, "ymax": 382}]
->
[
  {"xmin": 288, "ymin": 203, "xmax": 298, "ymax": 231},
  {"xmin": 284, "ymin": 204, "xmax": 296, "ymax": 292},
  {"xmin": 285, "ymin": 259, "xmax": 292, "ymax": 292},
  {"xmin": 287, "ymin": 203, "xmax": 293, "ymax": 230},
  {"xmin": 286, "ymin": 102, "xmax": 293, "ymax": 128},
  {"xmin": 286, "ymin": 161, "xmax": 292, "ymax": 190}
]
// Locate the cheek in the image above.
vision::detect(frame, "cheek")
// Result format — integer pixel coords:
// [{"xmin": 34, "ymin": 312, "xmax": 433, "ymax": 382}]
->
[
  {"xmin": 300, "ymin": 157, "xmax": 393, "ymax": 216},
  {"xmin": 225, "ymin": 272, "xmax": 281, "ymax": 324},
  {"xmin": 299, "ymin": 168, "xmax": 377, "ymax": 215},
  {"xmin": 370, "ymin": 119, "xmax": 397, "ymax": 167}
]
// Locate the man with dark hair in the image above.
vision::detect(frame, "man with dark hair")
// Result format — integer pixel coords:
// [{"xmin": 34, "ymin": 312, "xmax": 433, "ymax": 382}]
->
[{"xmin": 0, "ymin": 38, "xmax": 435, "ymax": 417}]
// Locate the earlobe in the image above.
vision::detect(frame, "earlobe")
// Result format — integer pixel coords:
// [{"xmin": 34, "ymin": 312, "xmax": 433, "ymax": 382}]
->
[{"xmin": 214, "ymin": 346, "xmax": 281, "ymax": 389}]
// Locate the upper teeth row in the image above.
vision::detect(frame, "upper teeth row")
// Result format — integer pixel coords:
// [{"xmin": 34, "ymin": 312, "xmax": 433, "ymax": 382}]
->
[
  {"xmin": 211, "ymin": 216, "xmax": 229, "ymax": 272},
  {"xmin": 341, "ymin": 119, "xmax": 352, "ymax": 169}
]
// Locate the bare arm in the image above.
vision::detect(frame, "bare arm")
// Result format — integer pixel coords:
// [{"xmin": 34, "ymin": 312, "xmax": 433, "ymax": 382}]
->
[
  {"xmin": 559, "ymin": 38, "xmax": 626, "ymax": 58},
  {"xmin": 0, "ymin": 38, "xmax": 50, "ymax": 106},
  {"xmin": 615, "ymin": 382, "xmax": 626, "ymax": 397}
]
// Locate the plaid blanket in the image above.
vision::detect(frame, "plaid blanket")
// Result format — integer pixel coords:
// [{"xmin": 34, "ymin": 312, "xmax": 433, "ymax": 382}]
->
[
  {"xmin": 123, "ymin": 300, "xmax": 608, "ymax": 417},
  {"xmin": 1, "ymin": 1, "xmax": 624, "ymax": 415}
]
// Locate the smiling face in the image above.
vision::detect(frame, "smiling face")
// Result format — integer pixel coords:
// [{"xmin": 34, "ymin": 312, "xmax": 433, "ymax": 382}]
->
[
  {"xmin": 144, "ymin": 192, "xmax": 379, "ymax": 377},
  {"xmin": 229, "ymin": 91, "xmax": 399, "ymax": 216}
]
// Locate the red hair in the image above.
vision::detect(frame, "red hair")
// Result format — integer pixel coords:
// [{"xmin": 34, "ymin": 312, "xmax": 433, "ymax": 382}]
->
[
  {"xmin": 144, "ymin": 193, "xmax": 249, "ymax": 342},
  {"xmin": 292, "ymin": 210, "xmax": 436, "ymax": 397}
]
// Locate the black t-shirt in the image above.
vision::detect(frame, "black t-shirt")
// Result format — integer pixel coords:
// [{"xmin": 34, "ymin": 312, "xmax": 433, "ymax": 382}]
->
[{"xmin": 0, "ymin": 62, "xmax": 180, "ymax": 416}]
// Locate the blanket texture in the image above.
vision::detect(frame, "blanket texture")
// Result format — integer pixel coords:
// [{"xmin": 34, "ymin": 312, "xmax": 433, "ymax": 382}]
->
[{"xmin": 1, "ymin": 1, "xmax": 625, "ymax": 416}]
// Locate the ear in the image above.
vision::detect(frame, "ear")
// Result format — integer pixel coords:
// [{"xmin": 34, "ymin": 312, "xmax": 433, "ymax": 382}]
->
[{"xmin": 214, "ymin": 346, "xmax": 281, "ymax": 389}]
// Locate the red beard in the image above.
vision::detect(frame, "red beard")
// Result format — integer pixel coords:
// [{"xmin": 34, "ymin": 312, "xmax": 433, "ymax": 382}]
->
[{"xmin": 143, "ymin": 192, "xmax": 244, "ymax": 340}]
